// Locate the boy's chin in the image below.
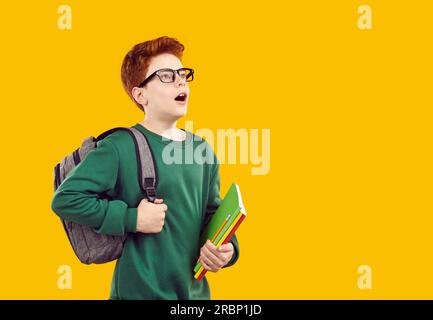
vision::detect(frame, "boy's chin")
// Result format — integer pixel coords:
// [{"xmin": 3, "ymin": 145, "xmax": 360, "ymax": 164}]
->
[
  {"xmin": 174, "ymin": 106, "xmax": 188, "ymax": 117},
  {"xmin": 168, "ymin": 108, "xmax": 187, "ymax": 120}
]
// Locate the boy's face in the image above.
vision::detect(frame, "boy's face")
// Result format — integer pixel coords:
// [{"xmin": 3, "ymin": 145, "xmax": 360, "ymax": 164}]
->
[{"xmin": 133, "ymin": 53, "xmax": 190, "ymax": 121}]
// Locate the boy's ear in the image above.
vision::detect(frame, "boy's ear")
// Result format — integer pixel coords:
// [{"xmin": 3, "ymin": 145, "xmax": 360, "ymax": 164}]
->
[{"xmin": 132, "ymin": 86, "xmax": 148, "ymax": 106}]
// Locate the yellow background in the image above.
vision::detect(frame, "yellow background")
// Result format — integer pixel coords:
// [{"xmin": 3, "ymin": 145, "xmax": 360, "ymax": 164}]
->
[{"xmin": 0, "ymin": 0, "xmax": 432, "ymax": 299}]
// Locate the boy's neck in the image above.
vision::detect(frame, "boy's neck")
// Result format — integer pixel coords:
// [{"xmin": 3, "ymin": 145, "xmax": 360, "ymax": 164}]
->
[{"xmin": 139, "ymin": 118, "xmax": 186, "ymax": 141}]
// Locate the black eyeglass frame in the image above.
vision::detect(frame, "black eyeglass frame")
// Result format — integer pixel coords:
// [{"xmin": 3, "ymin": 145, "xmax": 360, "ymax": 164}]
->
[{"xmin": 138, "ymin": 68, "xmax": 194, "ymax": 88}]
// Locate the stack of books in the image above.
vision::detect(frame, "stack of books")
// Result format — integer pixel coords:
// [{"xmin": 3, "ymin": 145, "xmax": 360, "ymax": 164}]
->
[{"xmin": 193, "ymin": 183, "xmax": 247, "ymax": 281}]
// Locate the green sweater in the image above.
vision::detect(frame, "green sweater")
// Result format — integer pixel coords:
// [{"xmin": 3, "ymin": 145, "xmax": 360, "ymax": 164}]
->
[{"xmin": 51, "ymin": 123, "xmax": 239, "ymax": 300}]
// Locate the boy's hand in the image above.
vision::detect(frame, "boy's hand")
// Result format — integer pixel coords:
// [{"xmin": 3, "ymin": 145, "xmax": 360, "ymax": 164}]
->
[
  {"xmin": 136, "ymin": 198, "xmax": 168, "ymax": 233},
  {"xmin": 199, "ymin": 240, "xmax": 234, "ymax": 272}
]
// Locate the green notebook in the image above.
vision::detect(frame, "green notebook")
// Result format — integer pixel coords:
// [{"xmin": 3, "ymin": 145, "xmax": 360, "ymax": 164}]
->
[{"xmin": 194, "ymin": 182, "xmax": 246, "ymax": 272}]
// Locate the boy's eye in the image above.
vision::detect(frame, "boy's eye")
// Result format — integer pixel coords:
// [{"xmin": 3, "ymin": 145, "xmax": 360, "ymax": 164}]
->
[{"xmin": 159, "ymin": 72, "xmax": 174, "ymax": 81}]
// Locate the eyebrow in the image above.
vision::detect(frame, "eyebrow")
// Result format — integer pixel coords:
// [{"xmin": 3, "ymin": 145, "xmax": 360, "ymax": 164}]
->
[{"xmin": 150, "ymin": 67, "xmax": 184, "ymax": 72}]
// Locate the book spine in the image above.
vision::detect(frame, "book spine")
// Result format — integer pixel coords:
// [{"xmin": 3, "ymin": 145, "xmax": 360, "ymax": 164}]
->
[
  {"xmin": 216, "ymin": 212, "xmax": 243, "ymax": 247},
  {"xmin": 214, "ymin": 209, "xmax": 240, "ymax": 245}
]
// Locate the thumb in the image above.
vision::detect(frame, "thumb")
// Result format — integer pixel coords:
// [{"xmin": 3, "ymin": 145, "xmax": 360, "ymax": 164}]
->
[
  {"xmin": 154, "ymin": 198, "xmax": 164, "ymax": 204},
  {"xmin": 218, "ymin": 244, "xmax": 232, "ymax": 252}
]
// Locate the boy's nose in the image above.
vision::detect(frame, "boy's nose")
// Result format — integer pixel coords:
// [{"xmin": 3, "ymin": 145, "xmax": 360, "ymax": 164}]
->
[{"xmin": 175, "ymin": 75, "xmax": 187, "ymax": 86}]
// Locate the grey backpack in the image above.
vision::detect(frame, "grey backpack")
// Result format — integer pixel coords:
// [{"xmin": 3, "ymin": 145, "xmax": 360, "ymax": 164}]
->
[{"xmin": 53, "ymin": 127, "xmax": 157, "ymax": 264}]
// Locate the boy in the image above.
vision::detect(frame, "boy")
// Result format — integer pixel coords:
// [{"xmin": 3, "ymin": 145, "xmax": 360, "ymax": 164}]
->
[{"xmin": 51, "ymin": 36, "xmax": 240, "ymax": 300}]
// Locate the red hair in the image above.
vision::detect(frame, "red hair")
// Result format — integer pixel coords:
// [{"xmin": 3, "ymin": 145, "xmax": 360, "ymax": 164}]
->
[{"xmin": 121, "ymin": 36, "xmax": 185, "ymax": 111}]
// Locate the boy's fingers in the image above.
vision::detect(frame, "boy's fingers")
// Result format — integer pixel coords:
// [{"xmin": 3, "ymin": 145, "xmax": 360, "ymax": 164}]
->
[
  {"xmin": 205, "ymin": 241, "xmax": 227, "ymax": 261},
  {"xmin": 200, "ymin": 257, "xmax": 212, "ymax": 271},
  {"xmin": 218, "ymin": 243, "xmax": 233, "ymax": 252},
  {"xmin": 201, "ymin": 245, "xmax": 223, "ymax": 266},
  {"xmin": 152, "ymin": 199, "xmax": 167, "ymax": 211},
  {"xmin": 201, "ymin": 247, "xmax": 222, "ymax": 265},
  {"xmin": 204, "ymin": 240, "xmax": 220, "ymax": 255},
  {"xmin": 200, "ymin": 255, "xmax": 220, "ymax": 272},
  {"xmin": 200, "ymin": 255, "xmax": 213, "ymax": 270}
]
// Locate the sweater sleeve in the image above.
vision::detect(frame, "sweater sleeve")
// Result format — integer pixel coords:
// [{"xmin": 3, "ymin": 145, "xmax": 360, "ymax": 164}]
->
[
  {"xmin": 203, "ymin": 158, "xmax": 240, "ymax": 268},
  {"xmin": 51, "ymin": 138, "xmax": 138, "ymax": 236}
]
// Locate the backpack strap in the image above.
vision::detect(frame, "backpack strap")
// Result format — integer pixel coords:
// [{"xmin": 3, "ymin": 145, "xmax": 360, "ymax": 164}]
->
[
  {"xmin": 96, "ymin": 127, "xmax": 128, "ymax": 141},
  {"xmin": 95, "ymin": 127, "xmax": 157, "ymax": 203},
  {"xmin": 128, "ymin": 127, "xmax": 157, "ymax": 203}
]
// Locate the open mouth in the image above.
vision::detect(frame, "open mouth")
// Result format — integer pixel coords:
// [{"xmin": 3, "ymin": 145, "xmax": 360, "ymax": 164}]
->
[{"xmin": 174, "ymin": 92, "xmax": 187, "ymax": 102}]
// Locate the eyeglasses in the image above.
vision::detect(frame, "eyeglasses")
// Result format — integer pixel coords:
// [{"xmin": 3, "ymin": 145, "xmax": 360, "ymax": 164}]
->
[{"xmin": 138, "ymin": 68, "xmax": 194, "ymax": 87}]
